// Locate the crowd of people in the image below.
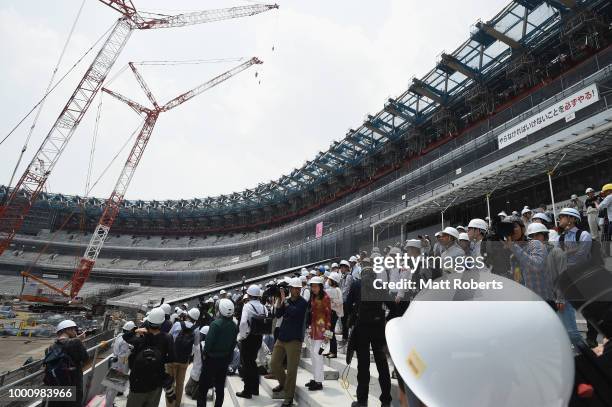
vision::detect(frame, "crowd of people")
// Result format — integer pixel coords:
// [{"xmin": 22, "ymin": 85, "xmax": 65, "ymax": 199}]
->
[{"xmin": 43, "ymin": 183, "xmax": 611, "ymax": 407}]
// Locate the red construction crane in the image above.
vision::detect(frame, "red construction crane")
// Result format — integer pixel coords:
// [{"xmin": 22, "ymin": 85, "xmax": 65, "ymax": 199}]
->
[
  {"xmin": 20, "ymin": 57, "xmax": 262, "ymax": 303},
  {"xmin": 0, "ymin": 0, "xmax": 278, "ymax": 256}
]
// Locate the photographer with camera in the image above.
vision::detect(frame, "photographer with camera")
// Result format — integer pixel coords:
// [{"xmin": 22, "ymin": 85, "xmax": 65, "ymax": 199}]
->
[
  {"xmin": 270, "ymin": 277, "xmax": 308, "ymax": 406},
  {"xmin": 123, "ymin": 307, "xmax": 176, "ymax": 407}
]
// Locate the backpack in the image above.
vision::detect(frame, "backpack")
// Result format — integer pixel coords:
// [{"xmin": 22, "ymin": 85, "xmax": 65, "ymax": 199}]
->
[
  {"xmin": 174, "ymin": 322, "xmax": 195, "ymax": 363},
  {"xmin": 559, "ymin": 229, "xmax": 604, "ymax": 267},
  {"xmin": 248, "ymin": 303, "xmax": 272, "ymax": 335},
  {"xmin": 43, "ymin": 341, "xmax": 76, "ymax": 386},
  {"xmin": 130, "ymin": 345, "xmax": 164, "ymax": 387}
]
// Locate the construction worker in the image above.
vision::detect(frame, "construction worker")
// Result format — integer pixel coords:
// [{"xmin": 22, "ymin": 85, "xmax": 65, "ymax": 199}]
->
[
  {"xmin": 270, "ymin": 277, "xmax": 308, "ymax": 406},
  {"xmin": 105, "ymin": 321, "xmax": 136, "ymax": 407},
  {"xmin": 349, "ymin": 255, "xmax": 361, "ymax": 280},
  {"xmin": 558, "ymin": 207, "xmax": 592, "ymax": 269},
  {"xmin": 44, "ymin": 320, "xmax": 89, "ymax": 407},
  {"xmin": 385, "ymin": 275, "xmax": 574, "ymax": 407},
  {"xmin": 200, "ymin": 299, "xmax": 238, "ymax": 407},
  {"xmin": 236, "ymin": 285, "xmax": 266, "ymax": 399},
  {"xmin": 458, "ymin": 232, "xmax": 470, "ymax": 254}
]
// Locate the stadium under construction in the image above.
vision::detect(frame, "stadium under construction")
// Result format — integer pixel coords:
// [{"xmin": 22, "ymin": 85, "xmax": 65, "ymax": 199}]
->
[{"xmin": 0, "ymin": 0, "xmax": 611, "ymax": 406}]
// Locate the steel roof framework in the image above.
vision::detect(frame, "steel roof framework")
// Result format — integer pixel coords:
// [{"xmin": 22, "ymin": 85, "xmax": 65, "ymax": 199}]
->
[{"xmin": 2, "ymin": 0, "xmax": 606, "ymax": 221}]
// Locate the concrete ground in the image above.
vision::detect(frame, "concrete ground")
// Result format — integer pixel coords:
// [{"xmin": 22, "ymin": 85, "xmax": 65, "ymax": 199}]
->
[{"xmin": 0, "ymin": 336, "xmax": 53, "ymax": 373}]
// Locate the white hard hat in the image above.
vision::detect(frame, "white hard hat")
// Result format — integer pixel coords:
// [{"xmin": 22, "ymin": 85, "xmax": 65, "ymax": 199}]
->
[
  {"xmin": 385, "ymin": 276, "xmax": 574, "ymax": 407},
  {"xmin": 512, "ymin": 210, "xmax": 519, "ymax": 216},
  {"xmin": 441, "ymin": 227, "xmax": 459, "ymax": 240},
  {"xmin": 355, "ymin": 254, "xmax": 361, "ymax": 260},
  {"xmin": 458, "ymin": 232, "xmax": 469, "ymax": 241},
  {"xmin": 188, "ymin": 308, "xmax": 200, "ymax": 321},
  {"xmin": 497, "ymin": 211, "xmax": 507, "ymax": 217},
  {"xmin": 174, "ymin": 306, "xmax": 181, "ymax": 313},
  {"xmin": 456, "ymin": 225, "xmax": 466, "ymax": 232},
  {"xmin": 309, "ymin": 270, "xmax": 318, "ymax": 276},
  {"xmin": 246, "ymin": 284, "xmax": 261, "ymax": 297},
  {"xmin": 327, "ymin": 272, "xmax": 341, "ymax": 284},
  {"xmin": 559, "ymin": 207, "xmax": 581, "ymax": 220},
  {"xmin": 521, "ymin": 208, "xmax": 532, "ymax": 216},
  {"xmin": 404, "ymin": 239, "xmax": 421, "ymax": 249},
  {"xmin": 339, "ymin": 260, "xmax": 350, "ymax": 267},
  {"xmin": 218, "ymin": 298, "xmax": 235, "ymax": 317},
  {"xmin": 183, "ymin": 302, "xmax": 188, "ymax": 308},
  {"xmin": 467, "ymin": 218, "xmax": 488, "ymax": 232},
  {"xmin": 147, "ymin": 307, "xmax": 166, "ymax": 326},
  {"xmin": 170, "ymin": 313, "xmax": 178, "ymax": 323},
  {"xmin": 585, "ymin": 187, "xmax": 594, "ymax": 193},
  {"xmin": 160, "ymin": 303, "xmax": 172, "ymax": 315},
  {"xmin": 200, "ymin": 325, "xmax": 210, "ymax": 335},
  {"xmin": 527, "ymin": 223, "xmax": 549, "ymax": 236},
  {"xmin": 300, "ymin": 269, "xmax": 309, "ymax": 277},
  {"xmin": 213, "ymin": 295, "xmax": 219, "ymax": 301},
  {"xmin": 56, "ymin": 320, "xmax": 77, "ymax": 333},
  {"xmin": 532, "ymin": 212, "xmax": 551, "ymax": 223},
  {"xmin": 122, "ymin": 321, "xmax": 136, "ymax": 331},
  {"xmin": 205, "ymin": 298, "xmax": 214, "ymax": 304},
  {"xmin": 300, "ymin": 275, "xmax": 307, "ymax": 283},
  {"xmin": 289, "ymin": 277, "xmax": 302, "ymax": 288},
  {"xmin": 331, "ymin": 262, "xmax": 339, "ymax": 269},
  {"xmin": 434, "ymin": 231, "xmax": 442, "ymax": 237},
  {"xmin": 220, "ymin": 289, "xmax": 226, "ymax": 295},
  {"xmin": 571, "ymin": 194, "xmax": 578, "ymax": 199},
  {"xmin": 349, "ymin": 255, "xmax": 358, "ymax": 262},
  {"xmin": 309, "ymin": 276, "xmax": 324, "ymax": 285}
]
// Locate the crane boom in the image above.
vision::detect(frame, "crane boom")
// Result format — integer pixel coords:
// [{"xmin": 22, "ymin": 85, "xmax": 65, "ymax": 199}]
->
[
  {"xmin": 68, "ymin": 57, "xmax": 262, "ymax": 298},
  {"xmin": 0, "ymin": 3, "xmax": 278, "ymax": 258}
]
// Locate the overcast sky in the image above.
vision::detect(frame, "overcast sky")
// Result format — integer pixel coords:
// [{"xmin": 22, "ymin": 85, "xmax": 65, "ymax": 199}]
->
[{"xmin": 0, "ymin": 0, "xmax": 507, "ymax": 201}]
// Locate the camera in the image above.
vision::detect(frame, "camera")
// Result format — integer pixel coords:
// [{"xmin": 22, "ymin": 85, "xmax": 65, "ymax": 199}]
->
[{"xmin": 262, "ymin": 280, "xmax": 289, "ymax": 301}]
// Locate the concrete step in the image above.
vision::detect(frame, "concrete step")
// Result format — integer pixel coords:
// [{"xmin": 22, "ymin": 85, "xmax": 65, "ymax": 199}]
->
[
  {"xmin": 226, "ymin": 374, "xmax": 277, "ymax": 407},
  {"xmin": 260, "ymin": 364, "xmax": 381, "ymax": 407},
  {"xmin": 298, "ymin": 357, "xmax": 340, "ymax": 380}
]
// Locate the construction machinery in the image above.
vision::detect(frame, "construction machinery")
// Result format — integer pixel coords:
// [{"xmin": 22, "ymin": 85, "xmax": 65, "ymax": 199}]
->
[
  {"xmin": 0, "ymin": 0, "xmax": 278, "ymax": 256},
  {"xmin": 20, "ymin": 57, "xmax": 262, "ymax": 306}
]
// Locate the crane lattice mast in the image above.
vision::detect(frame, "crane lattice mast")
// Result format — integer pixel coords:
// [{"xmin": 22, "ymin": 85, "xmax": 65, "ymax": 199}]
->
[
  {"xmin": 64, "ymin": 57, "xmax": 262, "ymax": 299},
  {"xmin": 0, "ymin": 0, "xmax": 278, "ymax": 257}
]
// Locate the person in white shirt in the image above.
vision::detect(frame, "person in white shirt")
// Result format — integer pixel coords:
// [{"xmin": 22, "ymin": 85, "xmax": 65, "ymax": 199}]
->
[
  {"xmin": 325, "ymin": 272, "xmax": 343, "ymax": 358},
  {"xmin": 300, "ymin": 276, "xmax": 311, "ymax": 302},
  {"xmin": 185, "ymin": 325, "xmax": 208, "ymax": 400},
  {"xmin": 349, "ymin": 256, "xmax": 361, "ymax": 280},
  {"xmin": 105, "ymin": 321, "xmax": 135, "ymax": 407},
  {"xmin": 236, "ymin": 285, "xmax": 267, "ymax": 399}
]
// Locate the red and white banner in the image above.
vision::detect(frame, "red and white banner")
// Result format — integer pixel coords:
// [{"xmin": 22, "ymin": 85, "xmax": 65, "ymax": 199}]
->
[{"xmin": 497, "ymin": 83, "xmax": 599, "ymax": 149}]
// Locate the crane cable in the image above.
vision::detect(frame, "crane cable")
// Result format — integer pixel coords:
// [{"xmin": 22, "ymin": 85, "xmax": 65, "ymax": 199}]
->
[
  {"xmin": 0, "ymin": 19, "xmax": 116, "ymax": 149},
  {"xmin": 5, "ymin": 0, "xmax": 86, "ymax": 192}
]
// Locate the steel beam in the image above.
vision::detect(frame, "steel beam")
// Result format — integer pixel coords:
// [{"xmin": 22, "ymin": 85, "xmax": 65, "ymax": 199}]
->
[{"xmin": 475, "ymin": 21, "xmax": 523, "ymax": 49}]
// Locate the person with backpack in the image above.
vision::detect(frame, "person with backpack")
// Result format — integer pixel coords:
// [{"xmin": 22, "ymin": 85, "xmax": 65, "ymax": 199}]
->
[
  {"xmin": 105, "ymin": 321, "xmax": 136, "ymax": 407},
  {"xmin": 44, "ymin": 320, "xmax": 89, "ymax": 407},
  {"xmin": 167, "ymin": 307, "xmax": 200, "ymax": 407},
  {"xmin": 199, "ymin": 298, "xmax": 239, "ymax": 407},
  {"xmin": 236, "ymin": 284, "xmax": 267, "ymax": 399},
  {"xmin": 185, "ymin": 325, "xmax": 208, "ymax": 402},
  {"xmin": 124, "ymin": 307, "xmax": 175, "ymax": 407}
]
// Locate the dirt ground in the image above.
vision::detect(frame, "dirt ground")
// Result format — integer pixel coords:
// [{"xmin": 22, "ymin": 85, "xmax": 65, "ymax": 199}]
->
[{"xmin": 0, "ymin": 336, "xmax": 53, "ymax": 373}]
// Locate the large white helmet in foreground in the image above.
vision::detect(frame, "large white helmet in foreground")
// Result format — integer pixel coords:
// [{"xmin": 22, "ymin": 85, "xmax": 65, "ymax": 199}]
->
[{"xmin": 385, "ymin": 274, "xmax": 573, "ymax": 407}]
